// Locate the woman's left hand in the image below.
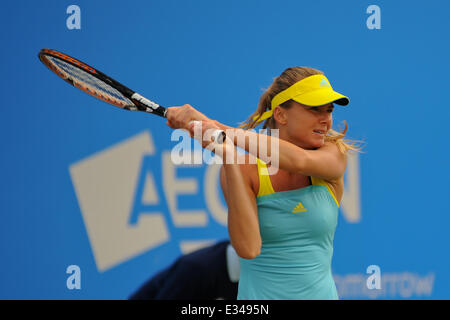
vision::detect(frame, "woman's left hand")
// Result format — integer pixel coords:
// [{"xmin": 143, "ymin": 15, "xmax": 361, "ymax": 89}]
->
[{"xmin": 188, "ymin": 119, "xmax": 223, "ymax": 148}]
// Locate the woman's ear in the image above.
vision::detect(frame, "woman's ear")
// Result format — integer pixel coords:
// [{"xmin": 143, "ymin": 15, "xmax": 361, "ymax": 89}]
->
[{"xmin": 273, "ymin": 106, "xmax": 288, "ymax": 126}]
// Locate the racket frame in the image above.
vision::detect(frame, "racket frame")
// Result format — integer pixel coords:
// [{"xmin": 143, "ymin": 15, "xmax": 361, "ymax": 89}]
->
[
  {"xmin": 38, "ymin": 48, "xmax": 225, "ymax": 143},
  {"xmin": 38, "ymin": 48, "xmax": 166, "ymax": 117}
]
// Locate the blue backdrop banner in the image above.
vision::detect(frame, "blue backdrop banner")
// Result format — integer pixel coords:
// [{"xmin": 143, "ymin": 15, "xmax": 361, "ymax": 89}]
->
[{"xmin": 0, "ymin": 0, "xmax": 448, "ymax": 299}]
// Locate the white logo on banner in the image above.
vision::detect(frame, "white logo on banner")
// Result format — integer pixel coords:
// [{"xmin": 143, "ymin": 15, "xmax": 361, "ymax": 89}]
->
[
  {"xmin": 69, "ymin": 131, "xmax": 228, "ymax": 272},
  {"xmin": 69, "ymin": 131, "xmax": 169, "ymax": 272}
]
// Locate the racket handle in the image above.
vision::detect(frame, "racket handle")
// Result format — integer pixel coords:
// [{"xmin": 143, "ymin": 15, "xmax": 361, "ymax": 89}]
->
[
  {"xmin": 131, "ymin": 93, "xmax": 167, "ymax": 118},
  {"xmin": 189, "ymin": 121, "xmax": 226, "ymax": 144}
]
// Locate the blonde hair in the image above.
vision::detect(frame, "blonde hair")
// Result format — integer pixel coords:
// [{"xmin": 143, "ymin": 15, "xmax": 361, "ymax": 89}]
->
[{"xmin": 239, "ymin": 66, "xmax": 365, "ymax": 154}]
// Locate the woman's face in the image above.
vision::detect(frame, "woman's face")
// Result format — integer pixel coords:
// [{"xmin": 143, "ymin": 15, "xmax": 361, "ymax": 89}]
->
[{"xmin": 280, "ymin": 101, "xmax": 334, "ymax": 149}]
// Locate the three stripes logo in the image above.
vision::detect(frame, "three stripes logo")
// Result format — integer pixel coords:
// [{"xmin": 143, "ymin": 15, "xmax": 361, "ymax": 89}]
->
[
  {"xmin": 292, "ymin": 201, "xmax": 307, "ymax": 213},
  {"xmin": 320, "ymin": 78, "xmax": 330, "ymax": 87}
]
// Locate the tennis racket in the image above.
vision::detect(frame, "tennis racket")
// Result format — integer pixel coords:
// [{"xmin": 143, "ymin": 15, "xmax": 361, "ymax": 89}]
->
[{"xmin": 38, "ymin": 48, "xmax": 225, "ymax": 143}]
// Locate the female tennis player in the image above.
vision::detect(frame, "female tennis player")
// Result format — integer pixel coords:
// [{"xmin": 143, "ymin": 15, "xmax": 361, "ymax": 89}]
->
[{"xmin": 166, "ymin": 67, "xmax": 362, "ymax": 300}]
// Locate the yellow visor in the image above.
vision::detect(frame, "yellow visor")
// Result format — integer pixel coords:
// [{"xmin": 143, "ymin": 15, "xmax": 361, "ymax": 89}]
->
[{"xmin": 253, "ymin": 74, "xmax": 349, "ymax": 123}]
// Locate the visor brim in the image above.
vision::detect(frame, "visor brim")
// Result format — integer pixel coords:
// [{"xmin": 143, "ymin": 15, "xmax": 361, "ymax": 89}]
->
[{"xmin": 291, "ymin": 89, "xmax": 349, "ymax": 107}]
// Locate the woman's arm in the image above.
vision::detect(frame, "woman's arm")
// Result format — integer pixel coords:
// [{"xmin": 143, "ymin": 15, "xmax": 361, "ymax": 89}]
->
[
  {"xmin": 218, "ymin": 143, "xmax": 261, "ymax": 260},
  {"xmin": 176, "ymin": 116, "xmax": 261, "ymax": 259},
  {"xmin": 165, "ymin": 110, "xmax": 261, "ymax": 259},
  {"xmin": 166, "ymin": 104, "xmax": 346, "ymax": 180},
  {"xmin": 214, "ymin": 122, "xmax": 347, "ymax": 181},
  {"xmin": 221, "ymin": 163, "xmax": 261, "ymax": 259}
]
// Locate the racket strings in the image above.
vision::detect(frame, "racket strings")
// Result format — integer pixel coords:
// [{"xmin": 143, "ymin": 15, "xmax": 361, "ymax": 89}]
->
[{"xmin": 46, "ymin": 56, "xmax": 134, "ymax": 108}]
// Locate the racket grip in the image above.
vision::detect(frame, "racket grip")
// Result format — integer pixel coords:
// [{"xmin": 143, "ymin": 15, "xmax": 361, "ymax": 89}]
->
[{"xmin": 189, "ymin": 121, "xmax": 226, "ymax": 144}]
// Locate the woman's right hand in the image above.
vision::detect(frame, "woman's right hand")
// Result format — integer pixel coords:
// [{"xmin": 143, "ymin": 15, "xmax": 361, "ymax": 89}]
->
[{"xmin": 166, "ymin": 104, "xmax": 209, "ymax": 131}]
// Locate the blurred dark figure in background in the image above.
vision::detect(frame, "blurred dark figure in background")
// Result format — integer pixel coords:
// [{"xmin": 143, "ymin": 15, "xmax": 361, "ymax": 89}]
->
[{"xmin": 129, "ymin": 240, "xmax": 240, "ymax": 300}]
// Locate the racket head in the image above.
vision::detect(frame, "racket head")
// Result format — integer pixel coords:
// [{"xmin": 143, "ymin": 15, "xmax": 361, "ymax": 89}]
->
[{"xmin": 38, "ymin": 48, "xmax": 138, "ymax": 110}]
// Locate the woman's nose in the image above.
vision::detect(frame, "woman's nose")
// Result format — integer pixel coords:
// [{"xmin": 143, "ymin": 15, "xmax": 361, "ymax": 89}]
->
[{"xmin": 319, "ymin": 110, "xmax": 332, "ymax": 123}]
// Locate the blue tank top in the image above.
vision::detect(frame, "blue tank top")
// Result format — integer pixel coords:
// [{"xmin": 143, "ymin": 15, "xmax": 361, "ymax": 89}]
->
[{"xmin": 237, "ymin": 159, "xmax": 339, "ymax": 300}]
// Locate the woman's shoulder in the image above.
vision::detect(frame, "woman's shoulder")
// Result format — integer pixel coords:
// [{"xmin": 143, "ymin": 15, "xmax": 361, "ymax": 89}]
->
[
  {"xmin": 322, "ymin": 139, "xmax": 347, "ymax": 154},
  {"xmin": 313, "ymin": 141, "xmax": 347, "ymax": 204}
]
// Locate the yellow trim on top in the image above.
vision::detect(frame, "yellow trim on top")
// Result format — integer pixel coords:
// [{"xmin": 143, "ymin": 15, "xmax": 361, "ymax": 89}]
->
[
  {"xmin": 311, "ymin": 176, "xmax": 340, "ymax": 207},
  {"xmin": 256, "ymin": 158, "xmax": 275, "ymax": 197},
  {"xmin": 256, "ymin": 159, "xmax": 340, "ymax": 207}
]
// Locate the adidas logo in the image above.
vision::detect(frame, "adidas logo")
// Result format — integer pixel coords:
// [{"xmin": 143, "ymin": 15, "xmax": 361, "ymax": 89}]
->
[
  {"xmin": 292, "ymin": 201, "xmax": 307, "ymax": 213},
  {"xmin": 320, "ymin": 78, "xmax": 330, "ymax": 87}
]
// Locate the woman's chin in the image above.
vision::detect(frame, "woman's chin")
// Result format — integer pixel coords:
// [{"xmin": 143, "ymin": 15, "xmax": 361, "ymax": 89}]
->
[
  {"xmin": 293, "ymin": 137, "xmax": 324, "ymax": 150},
  {"xmin": 310, "ymin": 139, "xmax": 325, "ymax": 149}
]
